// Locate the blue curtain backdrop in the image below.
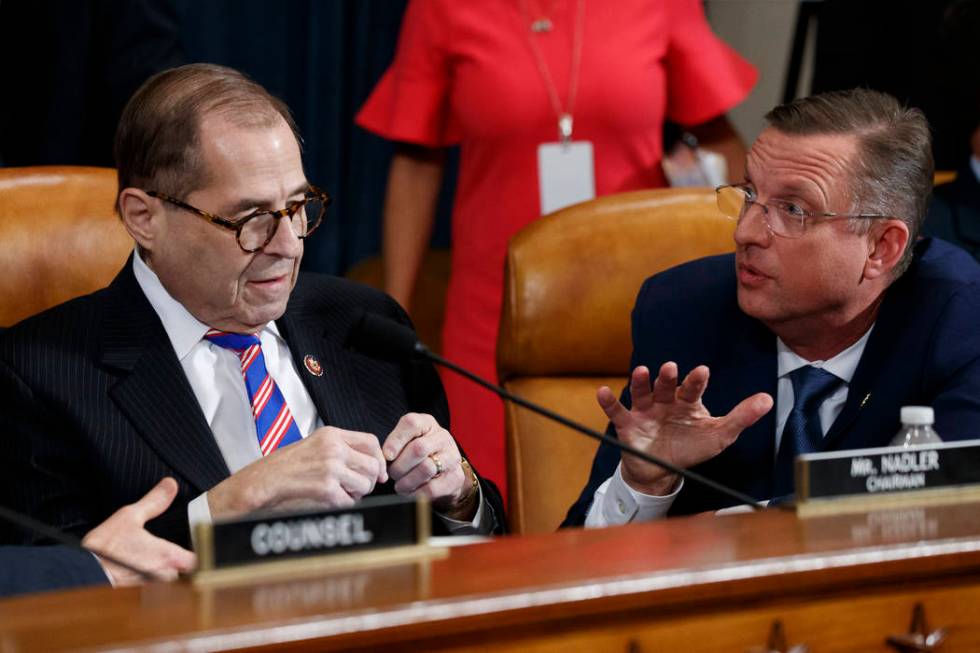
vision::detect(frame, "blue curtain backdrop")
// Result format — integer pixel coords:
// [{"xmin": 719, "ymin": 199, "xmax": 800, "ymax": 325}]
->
[
  {"xmin": 0, "ymin": 0, "xmax": 453, "ymax": 277},
  {"xmin": 178, "ymin": 0, "xmax": 457, "ymax": 276},
  {"xmin": 178, "ymin": 0, "xmax": 409, "ymax": 276}
]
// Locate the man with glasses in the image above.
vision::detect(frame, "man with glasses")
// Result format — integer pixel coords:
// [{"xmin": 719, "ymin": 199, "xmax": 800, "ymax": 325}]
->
[
  {"xmin": 0, "ymin": 64, "xmax": 503, "ymax": 554},
  {"xmin": 565, "ymin": 89, "xmax": 980, "ymax": 526}
]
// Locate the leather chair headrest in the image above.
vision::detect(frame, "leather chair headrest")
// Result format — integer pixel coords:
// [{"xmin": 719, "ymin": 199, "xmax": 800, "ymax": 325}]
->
[
  {"xmin": 498, "ymin": 188, "xmax": 735, "ymax": 379},
  {"xmin": 0, "ymin": 166, "xmax": 132, "ymax": 326}
]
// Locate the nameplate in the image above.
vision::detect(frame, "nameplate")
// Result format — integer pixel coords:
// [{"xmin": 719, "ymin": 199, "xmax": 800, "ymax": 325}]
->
[
  {"xmin": 796, "ymin": 439, "xmax": 980, "ymax": 516},
  {"xmin": 194, "ymin": 495, "xmax": 436, "ymax": 584}
]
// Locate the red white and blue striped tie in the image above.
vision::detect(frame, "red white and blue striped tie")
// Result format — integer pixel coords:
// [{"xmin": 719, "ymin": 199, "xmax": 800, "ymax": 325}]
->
[{"xmin": 205, "ymin": 330, "xmax": 303, "ymax": 456}]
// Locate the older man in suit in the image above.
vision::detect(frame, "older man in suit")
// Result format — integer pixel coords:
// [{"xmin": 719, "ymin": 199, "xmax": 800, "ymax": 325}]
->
[
  {"xmin": 0, "ymin": 63, "xmax": 503, "ymax": 549},
  {"xmin": 565, "ymin": 89, "xmax": 980, "ymax": 526}
]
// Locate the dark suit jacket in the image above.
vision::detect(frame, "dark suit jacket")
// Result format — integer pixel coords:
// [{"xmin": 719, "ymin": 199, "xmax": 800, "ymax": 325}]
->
[
  {"xmin": 564, "ymin": 238, "xmax": 980, "ymax": 524},
  {"xmin": 0, "ymin": 546, "xmax": 107, "ymax": 598},
  {"xmin": 924, "ymin": 164, "xmax": 980, "ymax": 262},
  {"xmin": 0, "ymin": 261, "xmax": 504, "ymax": 548}
]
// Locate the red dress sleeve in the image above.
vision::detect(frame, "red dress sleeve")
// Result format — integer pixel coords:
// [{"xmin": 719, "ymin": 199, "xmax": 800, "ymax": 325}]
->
[
  {"xmin": 355, "ymin": 0, "xmax": 460, "ymax": 146},
  {"xmin": 664, "ymin": 0, "xmax": 758, "ymax": 126}
]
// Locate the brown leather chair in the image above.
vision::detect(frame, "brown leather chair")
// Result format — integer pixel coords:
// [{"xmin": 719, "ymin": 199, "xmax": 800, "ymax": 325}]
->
[
  {"xmin": 0, "ymin": 166, "xmax": 132, "ymax": 326},
  {"xmin": 497, "ymin": 188, "xmax": 737, "ymax": 534}
]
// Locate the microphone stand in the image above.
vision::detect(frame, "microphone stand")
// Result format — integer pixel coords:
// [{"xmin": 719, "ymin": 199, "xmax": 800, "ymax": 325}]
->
[{"xmin": 415, "ymin": 342, "xmax": 772, "ymax": 512}]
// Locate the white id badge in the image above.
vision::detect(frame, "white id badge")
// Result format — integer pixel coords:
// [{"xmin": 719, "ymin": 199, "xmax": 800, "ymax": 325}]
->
[{"xmin": 537, "ymin": 140, "xmax": 596, "ymax": 215}]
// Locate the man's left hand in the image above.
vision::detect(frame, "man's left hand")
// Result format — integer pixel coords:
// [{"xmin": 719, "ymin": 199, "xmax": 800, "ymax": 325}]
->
[{"xmin": 383, "ymin": 413, "xmax": 478, "ymax": 521}]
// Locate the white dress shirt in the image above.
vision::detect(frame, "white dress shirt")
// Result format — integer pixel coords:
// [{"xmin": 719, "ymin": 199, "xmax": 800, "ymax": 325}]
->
[
  {"xmin": 132, "ymin": 252, "xmax": 487, "ymax": 538},
  {"xmin": 585, "ymin": 327, "xmax": 873, "ymax": 528}
]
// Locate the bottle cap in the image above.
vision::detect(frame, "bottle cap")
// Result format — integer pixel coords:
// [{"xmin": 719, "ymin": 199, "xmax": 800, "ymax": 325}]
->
[{"xmin": 900, "ymin": 406, "xmax": 934, "ymax": 425}]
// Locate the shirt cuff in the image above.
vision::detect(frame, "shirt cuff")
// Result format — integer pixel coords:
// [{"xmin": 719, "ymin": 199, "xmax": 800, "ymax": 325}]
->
[
  {"xmin": 91, "ymin": 551, "xmax": 115, "ymax": 587},
  {"xmin": 584, "ymin": 463, "xmax": 683, "ymax": 528},
  {"xmin": 187, "ymin": 492, "xmax": 213, "ymax": 550},
  {"xmin": 434, "ymin": 483, "xmax": 494, "ymax": 535}
]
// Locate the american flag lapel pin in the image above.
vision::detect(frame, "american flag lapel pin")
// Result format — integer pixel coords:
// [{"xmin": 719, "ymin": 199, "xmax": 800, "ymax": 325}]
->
[{"xmin": 303, "ymin": 355, "xmax": 323, "ymax": 377}]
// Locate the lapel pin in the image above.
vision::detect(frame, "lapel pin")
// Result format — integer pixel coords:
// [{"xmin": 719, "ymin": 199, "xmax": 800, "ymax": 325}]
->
[
  {"xmin": 860, "ymin": 393, "xmax": 871, "ymax": 408},
  {"xmin": 303, "ymin": 355, "xmax": 323, "ymax": 377}
]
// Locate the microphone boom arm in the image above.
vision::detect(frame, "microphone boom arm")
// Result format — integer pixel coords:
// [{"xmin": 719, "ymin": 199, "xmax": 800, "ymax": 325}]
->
[{"xmin": 417, "ymin": 342, "xmax": 768, "ymax": 512}]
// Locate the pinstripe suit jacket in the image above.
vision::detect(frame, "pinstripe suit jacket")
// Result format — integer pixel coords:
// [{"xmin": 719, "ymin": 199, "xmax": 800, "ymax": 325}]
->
[{"xmin": 0, "ymin": 260, "xmax": 504, "ymax": 548}]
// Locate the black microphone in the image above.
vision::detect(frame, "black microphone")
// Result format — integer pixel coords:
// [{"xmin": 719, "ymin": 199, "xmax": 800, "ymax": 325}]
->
[
  {"xmin": 0, "ymin": 504, "xmax": 156, "ymax": 582},
  {"xmin": 351, "ymin": 311, "xmax": 771, "ymax": 512}
]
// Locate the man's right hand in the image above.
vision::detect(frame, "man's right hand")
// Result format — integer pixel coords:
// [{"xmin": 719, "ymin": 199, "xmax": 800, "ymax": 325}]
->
[
  {"xmin": 598, "ymin": 362, "xmax": 773, "ymax": 496},
  {"xmin": 82, "ymin": 477, "xmax": 196, "ymax": 586},
  {"xmin": 207, "ymin": 426, "xmax": 388, "ymax": 520}
]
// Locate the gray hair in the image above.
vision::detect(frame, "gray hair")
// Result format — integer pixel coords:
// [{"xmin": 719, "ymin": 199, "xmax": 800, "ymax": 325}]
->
[
  {"xmin": 765, "ymin": 89, "xmax": 933, "ymax": 276},
  {"xmin": 114, "ymin": 63, "xmax": 300, "ymax": 203}
]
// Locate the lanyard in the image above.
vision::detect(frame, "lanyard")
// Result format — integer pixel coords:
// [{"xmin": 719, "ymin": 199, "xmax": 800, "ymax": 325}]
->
[{"xmin": 517, "ymin": 0, "xmax": 585, "ymax": 143}]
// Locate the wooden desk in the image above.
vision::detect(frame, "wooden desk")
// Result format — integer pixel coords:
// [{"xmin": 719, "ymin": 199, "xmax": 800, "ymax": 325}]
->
[{"xmin": 3, "ymin": 502, "xmax": 980, "ymax": 652}]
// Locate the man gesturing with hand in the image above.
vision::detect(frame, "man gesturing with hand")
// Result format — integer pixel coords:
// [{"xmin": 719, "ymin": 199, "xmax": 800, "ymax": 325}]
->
[
  {"xmin": 566, "ymin": 89, "xmax": 980, "ymax": 527},
  {"xmin": 597, "ymin": 363, "xmax": 773, "ymax": 501}
]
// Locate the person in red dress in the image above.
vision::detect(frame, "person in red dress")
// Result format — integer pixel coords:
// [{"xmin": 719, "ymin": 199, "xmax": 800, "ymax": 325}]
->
[{"xmin": 357, "ymin": 0, "xmax": 757, "ymax": 500}]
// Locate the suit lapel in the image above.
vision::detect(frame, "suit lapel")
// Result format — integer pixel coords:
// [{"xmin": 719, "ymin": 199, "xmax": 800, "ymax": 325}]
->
[
  {"xmin": 822, "ymin": 291, "xmax": 901, "ymax": 450},
  {"xmin": 821, "ymin": 352, "xmax": 878, "ymax": 450},
  {"xmin": 101, "ymin": 262, "xmax": 230, "ymax": 494},
  {"xmin": 276, "ymin": 307, "xmax": 370, "ymax": 434},
  {"xmin": 701, "ymin": 313, "xmax": 778, "ymax": 498}
]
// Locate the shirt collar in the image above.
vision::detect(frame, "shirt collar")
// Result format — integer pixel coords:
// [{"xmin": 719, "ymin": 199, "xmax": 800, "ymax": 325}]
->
[
  {"xmin": 776, "ymin": 324, "xmax": 874, "ymax": 384},
  {"xmin": 131, "ymin": 249, "xmax": 281, "ymax": 360}
]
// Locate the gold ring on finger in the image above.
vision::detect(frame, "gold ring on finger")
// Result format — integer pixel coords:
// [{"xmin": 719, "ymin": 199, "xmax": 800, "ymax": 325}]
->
[{"xmin": 429, "ymin": 453, "xmax": 445, "ymax": 476}]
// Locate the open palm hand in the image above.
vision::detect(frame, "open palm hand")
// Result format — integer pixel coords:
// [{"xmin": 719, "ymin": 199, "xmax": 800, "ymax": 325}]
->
[{"xmin": 597, "ymin": 362, "xmax": 773, "ymax": 495}]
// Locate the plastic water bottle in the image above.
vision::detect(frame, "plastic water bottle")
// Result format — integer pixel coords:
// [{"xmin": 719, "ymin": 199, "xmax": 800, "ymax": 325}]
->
[{"xmin": 889, "ymin": 406, "xmax": 943, "ymax": 447}]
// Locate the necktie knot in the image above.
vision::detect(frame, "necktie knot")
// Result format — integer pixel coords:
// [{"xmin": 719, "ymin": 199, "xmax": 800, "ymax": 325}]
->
[
  {"xmin": 789, "ymin": 365, "xmax": 841, "ymax": 414},
  {"xmin": 773, "ymin": 365, "xmax": 844, "ymax": 497},
  {"xmin": 205, "ymin": 329, "xmax": 261, "ymax": 353}
]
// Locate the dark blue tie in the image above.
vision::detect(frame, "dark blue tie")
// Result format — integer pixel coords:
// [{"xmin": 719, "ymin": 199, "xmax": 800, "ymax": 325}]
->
[{"xmin": 773, "ymin": 366, "xmax": 842, "ymax": 497}]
